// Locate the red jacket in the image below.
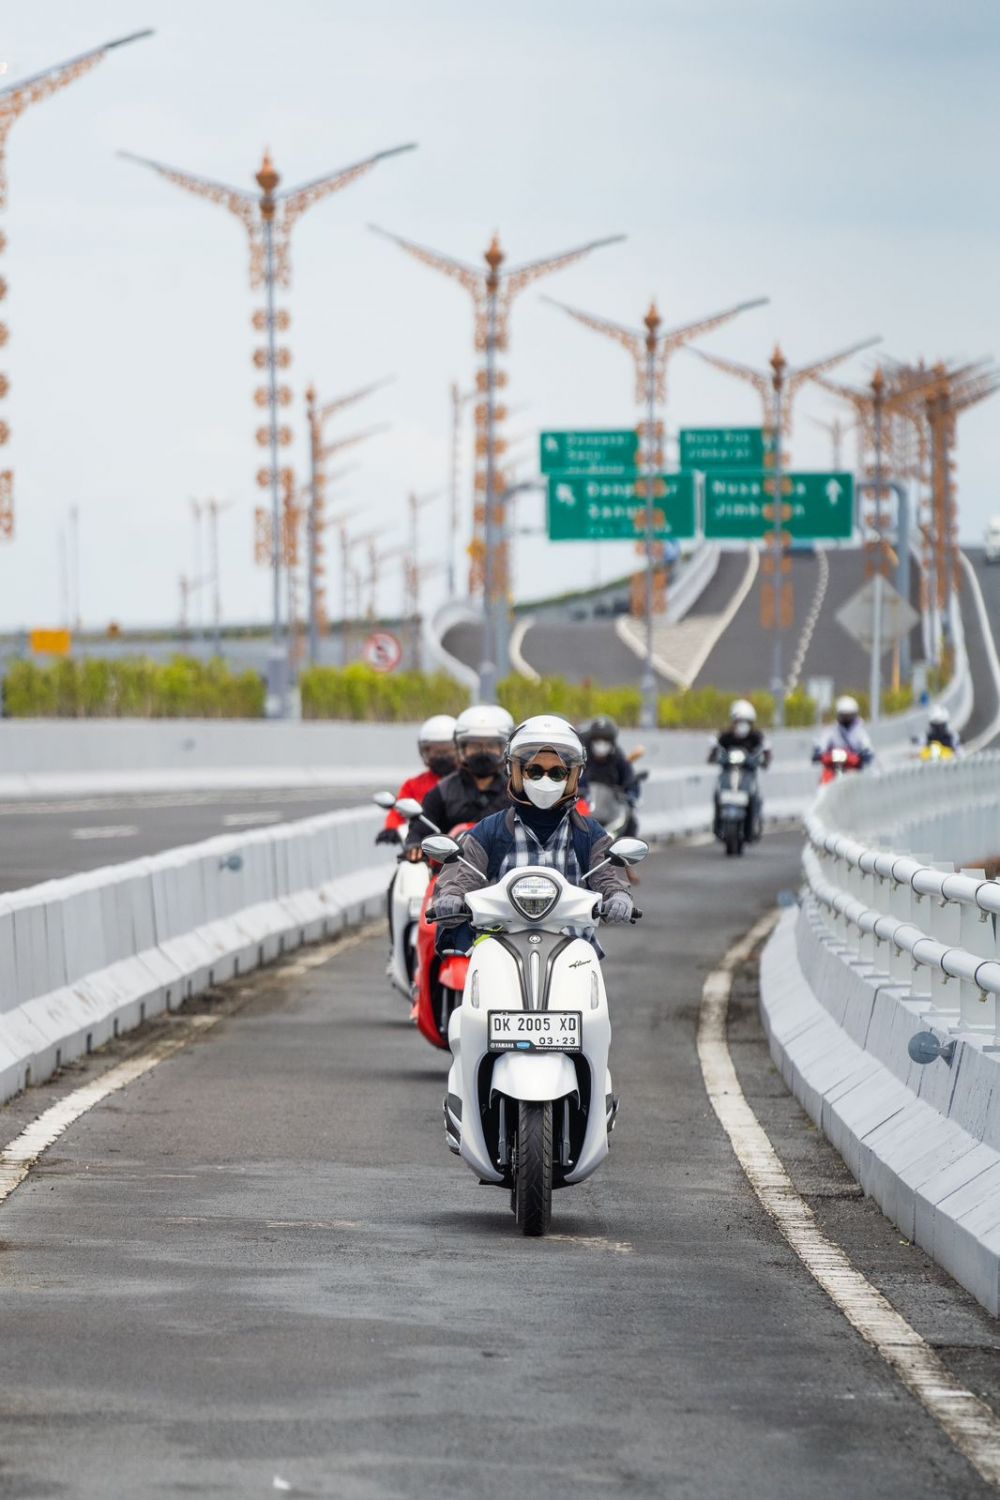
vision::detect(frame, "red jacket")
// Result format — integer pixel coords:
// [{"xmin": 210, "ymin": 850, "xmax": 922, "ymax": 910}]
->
[{"xmin": 384, "ymin": 769, "xmax": 440, "ymax": 831}]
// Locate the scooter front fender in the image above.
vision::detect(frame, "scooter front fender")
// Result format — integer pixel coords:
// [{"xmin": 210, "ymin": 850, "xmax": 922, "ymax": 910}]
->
[{"xmin": 491, "ymin": 1051, "xmax": 578, "ymax": 1103}]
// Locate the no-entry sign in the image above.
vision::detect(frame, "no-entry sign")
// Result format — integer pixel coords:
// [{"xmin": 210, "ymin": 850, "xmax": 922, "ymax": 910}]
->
[{"xmin": 362, "ymin": 630, "xmax": 403, "ymax": 674}]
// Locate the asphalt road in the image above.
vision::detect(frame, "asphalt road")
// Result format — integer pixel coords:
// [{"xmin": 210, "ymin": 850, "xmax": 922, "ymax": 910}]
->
[
  {"xmin": 962, "ymin": 547, "xmax": 1000, "ymax": 745},
  {"xmin": 0, "ymin": 786, "xmax": 373, "ymax": 892},
  {"xmin": 1, "ymin": 834, "xmax": 996, "ymax": 1497}
]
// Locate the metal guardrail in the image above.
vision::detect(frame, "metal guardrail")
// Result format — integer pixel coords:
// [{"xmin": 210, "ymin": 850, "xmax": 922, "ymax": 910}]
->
[{"xmin": 803, "ymin": 755, "xmax": 1000, "ymax": 1039}]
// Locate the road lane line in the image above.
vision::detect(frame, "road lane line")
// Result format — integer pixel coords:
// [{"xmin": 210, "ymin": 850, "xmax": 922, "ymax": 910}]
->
[
  {"xmin": 785, "ymin": 546, "xmax": 829, "ymax": 695},
  {"xmin": 960, "ymin": 552, "xmax": 1000, "ymax": 753},
  {"xmin": 509, "ymin": 615, "xmax": 541, "ymax": 683},
  {"xmin": 0, "ymin": 1018, "xmax": 219, "ymax": 1204},
  {"xmin": 0, "ymin": 923, "xmax": 379, "ymax": 1209},
  {"xmin": 697, "ymin": 912, "xmax": 1000, "ymax": 1488},
  {"xmin": 70, "ymin": 825, "xmax": 139, "ymax": 841}
]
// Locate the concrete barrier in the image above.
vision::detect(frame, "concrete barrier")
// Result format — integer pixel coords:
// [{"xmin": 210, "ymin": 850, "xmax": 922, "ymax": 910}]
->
[{"xmin": 0, "ymin": 806, "xmax": 395, "ymax": 1107}]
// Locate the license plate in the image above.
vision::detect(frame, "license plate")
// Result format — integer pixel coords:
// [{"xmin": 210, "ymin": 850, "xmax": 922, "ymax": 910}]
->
[
  {"xmin": 487, "ymin": 1010, "xmax": 582, "ymax": 1053},
  {"xmin": 720, "ymin": 790, "xmax": 749, "ymax": 806}
]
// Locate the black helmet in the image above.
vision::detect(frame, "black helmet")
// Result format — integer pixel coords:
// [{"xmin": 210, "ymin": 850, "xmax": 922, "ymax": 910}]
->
[{"xmin": 585, "ymin": 716, "xmax": 619, "ymax": 743}]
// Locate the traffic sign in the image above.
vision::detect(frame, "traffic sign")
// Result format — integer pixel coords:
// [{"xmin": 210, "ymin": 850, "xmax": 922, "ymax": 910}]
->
[
  {"xmin": 835, "ymin": 578, "xmax": 918, "ymax": 653},
  {"xmin": 680, "ymin": 428, "xmax": 775, "ymax": 471},
  {"xmin": 547, "ymin": 472, "xmax": 697, "ymax": 542},
  {"xmin": 362, "ymin": 630, "xmax": 403, "ymax": 674},
  {"xmin": 539, "ymin": 430, "xmax": 638, "ymax": 475},
  {"xmin": 703, "ymin": 471, "xmax": 853, "ymax": 541},
  {"xmin": 29, "ymin": 628, "xmax": 71, "ymax": 656}
]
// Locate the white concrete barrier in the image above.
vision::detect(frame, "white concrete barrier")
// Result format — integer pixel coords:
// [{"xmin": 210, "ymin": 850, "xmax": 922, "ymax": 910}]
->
[
  {"xmin": 760, "ymin": 753, "xmax": 1000, "ymax": 1315},
  {"xmin": 0, "ymin": 806, "xmax": 395, "ymax": 1106}
]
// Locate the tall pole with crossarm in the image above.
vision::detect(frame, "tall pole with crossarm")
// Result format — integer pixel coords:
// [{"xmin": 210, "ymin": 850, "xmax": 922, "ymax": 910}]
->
[
  {"xmin": 544, "ymin": 292, "xmax": 768, "ymax": 728},
  {"xmin": 687, "ymin": 335, "xmax": 880, "ymax": 724},
  {"xmin": 369, "ymin": 225, "xmax": 624, "ymax": 701},
  {"xmin": 122, "ymin": 141, "xmax": 415, "ymax": 715},
  {"xmin": 0, "ymin": 30, "xmax": 153, "ymax": 546}
]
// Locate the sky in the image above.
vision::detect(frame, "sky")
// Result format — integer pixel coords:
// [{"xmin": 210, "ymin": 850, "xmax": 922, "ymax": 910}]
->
[{"xmin": 0, "ymin": 0, "xmax": 998, "ymax": 632}]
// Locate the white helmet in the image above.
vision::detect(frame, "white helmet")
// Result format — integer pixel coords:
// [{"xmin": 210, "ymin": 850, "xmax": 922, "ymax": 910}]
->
[
  {"xmin": 454, "ymin": 704, "xmax": 515, "ymax": 746},
  {"xmin": 929, "ymin": 703, "xmax": 950, "ymax": 726},
  {"xmin": 836, "ymin": 694, "xmax": 860, "ymax": 719},
  {"xmin": 418, "ymin": 714, "xmax": 457, "ymax": 746},
  {"xmin": 730, "ymin": 698, "xmax": 756, "ymax": 724},
  {"xmin": 507, "ymin": 714, "xmax": 586, "ymax": 768}
]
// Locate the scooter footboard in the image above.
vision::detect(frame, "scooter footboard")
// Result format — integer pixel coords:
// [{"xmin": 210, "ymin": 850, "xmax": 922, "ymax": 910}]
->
[{"xmin": 490, "ymin": 1052, "xmax": 579, "ymax": 1103}]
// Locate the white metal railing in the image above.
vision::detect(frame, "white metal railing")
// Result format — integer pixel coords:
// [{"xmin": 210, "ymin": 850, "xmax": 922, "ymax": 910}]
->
[{"xmin": 803, "ymin": 754, "xmax": 1000, "ymax": 1040}]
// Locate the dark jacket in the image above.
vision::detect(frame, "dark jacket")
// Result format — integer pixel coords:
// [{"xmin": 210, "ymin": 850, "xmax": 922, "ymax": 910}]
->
[
  {"xmin": 709, "ymin": 727, "xmax": 770, "ymax": 765},
  {"xmin": 436, "ymin": 805, "xmax": 628, "ymax": 916},
  {"xmin": 581, "ymin": 746, "xmax": 639, "ymax": 803},
  {"xmin": 405, "ymin": 766, "xmax": 508, "ymax": 850}
]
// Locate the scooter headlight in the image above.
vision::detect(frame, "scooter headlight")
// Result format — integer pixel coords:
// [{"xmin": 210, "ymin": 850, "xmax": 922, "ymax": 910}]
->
[{"xmin": 508, "ymin": 874, "xmax": 560, "ymax": 921}]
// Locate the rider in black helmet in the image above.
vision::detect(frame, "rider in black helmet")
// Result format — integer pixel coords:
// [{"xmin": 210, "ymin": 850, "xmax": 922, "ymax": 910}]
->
[{"xmin": 579, "ymin": 716, "xmax": 640, "ymax": 836}]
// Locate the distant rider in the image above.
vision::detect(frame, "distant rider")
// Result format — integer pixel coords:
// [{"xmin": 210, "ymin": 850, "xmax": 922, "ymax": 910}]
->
[
  {"xmin": 375, "ymin": 714, "xmax": 458, "ymax": 847},
  {"xmin": 404, "ymin": 704, "xmax": 515, "ymax": 860},
  {"xmin": 579, "ymin": 715, "xmax": 640, "ymax": 835},
  {"xmin": 708, "ymin": 699, "xmax": 770, "ymax": 842},
  {"xmin": 433, "ymin": 715, "xmax": 633, "ymax": 952},
  {"xmin": 923, "ymin": 704, "xmax": 961, "ymax": 756},
  {"xmin": 812, "ymin": 694, "xmax": 874, "ymax": 766}
]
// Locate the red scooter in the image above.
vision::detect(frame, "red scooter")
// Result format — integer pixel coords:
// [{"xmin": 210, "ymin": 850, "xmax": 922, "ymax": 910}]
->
[
  {"xmin": 412, "ymin": 823, "xmax": 475, "ymax": 1051},
  {"xmin": 818, "ymin": 747, "xmax": 863, "ymax": 786}
]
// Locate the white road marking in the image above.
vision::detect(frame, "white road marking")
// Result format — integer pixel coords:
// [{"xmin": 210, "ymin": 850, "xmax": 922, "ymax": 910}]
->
[
  {"xmin": 960, "ymin": 551, "xmax": 1000, "ymax": 753},
  {"xmin": 0, "ymin": 923, "xmax": 380, "ymax": 1210},
  {"xmin": 509, "ymin": 615, "xmax": 541, "ymax": 683},
  {"xmin": 698, "ymin": 912, "xmax": 1000, "ymax": 1489},
  {"xmin": 0, "ymin": 1018, "xmax": 219, "ymax": 1205},
  {"xmin": 222, "ymin": 810, "xmax": 282, "ymax": 827},
  {"xmin": 70, "ymin": 824, "xmax": 138, "ymax": 841},
  {"xmin": 785, "ymin": 545, "xmax": 829, "ymax": 695}
]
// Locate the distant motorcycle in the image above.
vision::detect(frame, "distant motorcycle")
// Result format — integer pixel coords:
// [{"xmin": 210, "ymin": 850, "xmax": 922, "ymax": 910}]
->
[
  {"xmin": 411, "ymin": 821, "xmax": 476, "ymax": 1050},
  {"xmin": 373, "ymin": 791, "xmax": 438, "ymax": 999},
  {"xmin": 817, "ymin": 747, "xmax": 864, "ymax": 786},
  {"xmin": 587, "ymin": 781, "xmax": 631, "ymax": 840},
  {"xmin": 713, "ymin": 747, "xmax": 761, "ymax": 857},
  {"xmin": 918, "ymin": 741, "xmax": 955, "ymax": 764}
]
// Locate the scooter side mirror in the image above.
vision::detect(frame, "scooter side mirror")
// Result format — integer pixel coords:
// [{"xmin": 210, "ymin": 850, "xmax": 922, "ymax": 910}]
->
[
  {"xmin": 396, "ymin": 797, "xmax": 424, "ymax": 820},
  {"xmin": 609, "ymin": 837, "xmax": 649, "ymax": 866},
  {"xmin": 372, "ymin": 790, "xmax": 397, "ymax": 810},
  {"xmin": 422, "ymin": 834, "xmax": 461, "ymax": 863}
]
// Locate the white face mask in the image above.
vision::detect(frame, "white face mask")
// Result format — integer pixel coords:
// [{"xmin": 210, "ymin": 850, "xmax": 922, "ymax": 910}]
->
[
  {"xmin": 733, "ymin": 721, "xmax": 750, "ymax": 739},
  {"xmin": 522, "ymin": 775, "xmax": 566, "ymax": 810},
  {"xmin": 590, "ymin": 739, "xmax": 613, "ymax": 757}
]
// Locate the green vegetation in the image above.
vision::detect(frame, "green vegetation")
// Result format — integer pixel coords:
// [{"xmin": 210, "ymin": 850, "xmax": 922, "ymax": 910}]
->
[
  {"xmin": 300, "ymin": 665, "xmax": 465, "ymax": 721},
  {"xmin": 2, "ymin": 656, "xmax": 265, "ymax": 718}
]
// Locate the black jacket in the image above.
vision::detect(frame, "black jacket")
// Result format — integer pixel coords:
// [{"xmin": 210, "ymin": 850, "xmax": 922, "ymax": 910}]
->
[
  {"xmin": 581, "ymin": 746, "xmax": 638, "ymax": 802},
  {"xmin": 405, "ymin": 766, "xmax": 509, "ymax": 848},
  {"xmin": 709, "ymin": 727, "xmax": 769, "ymax": 763}
]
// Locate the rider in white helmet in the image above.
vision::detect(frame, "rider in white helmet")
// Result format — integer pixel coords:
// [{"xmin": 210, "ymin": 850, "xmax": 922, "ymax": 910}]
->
[
  {"xmin": 813, "ymin": 694, "xmax": 874, "ymax": 765},
  {"xmin": 404, "ymin": 703, "xmax": 515, "ymax": 856},
  {"xmin": 925, "ymin": 703, "xmax": 961, "ymax": 755},
  {"xmin": 433, "ymin": 714, "xmax": 634, "ymax": 942},
  {"xmin": 708, "ymin": 698, "xmax": 771, "ymax": 842},
  {"xmin": 376, "ymin": 713, "xmax": 458, "ymax": 846}
]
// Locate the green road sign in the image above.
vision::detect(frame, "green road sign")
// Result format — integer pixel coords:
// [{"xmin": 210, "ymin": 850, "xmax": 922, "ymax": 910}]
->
[
  {"xmin": 540, "ymin": 429, "xmax": 638, "ymax": 475},
  {"xmin": 703, "ymin": 471, "xmax": 854, "ymax": 541},
  {"xmin": 547, "ymin": 472, "xmax": 697, "ymax": 542},
  {"xmin": 679, "ymin": 427, "xmax": 775, "ymax": 471}
]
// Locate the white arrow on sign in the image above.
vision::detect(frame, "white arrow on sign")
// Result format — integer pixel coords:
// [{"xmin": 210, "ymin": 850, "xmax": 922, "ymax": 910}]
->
[
  {"xmin": 543, "ymin": 435, "xmax": 559, "ymax": 452},
  {"xmin": 825, "ymin": 479, "xmax": 842, "ymax": 505},
  {"xmin": 555, "ymin": 483, "xmax": 575, "ymax": 506}
]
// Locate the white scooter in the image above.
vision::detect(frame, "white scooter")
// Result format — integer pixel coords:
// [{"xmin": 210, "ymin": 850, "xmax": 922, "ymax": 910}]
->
[
  {"xmin": 372, "ymin": 792, "xmax": 438, "ymax": 998},
  {"xmin": 423, "ymin": 832, "xmax": 647, "ymax": 1236}
]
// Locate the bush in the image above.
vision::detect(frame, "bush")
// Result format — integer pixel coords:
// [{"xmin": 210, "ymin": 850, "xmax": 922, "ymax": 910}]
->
[
  {"xmin": 299, "ymin": 664, "xmax": 467, "ymax": 722},
  {"xmin": 783, "ymin": 689, "xmax": 818, "ymax": 727},
  {"xmin": 2, "ymin": 656, "xmax": 265, "ymax": 718},
  {"xmin": 658, "ymin": 687, "xmax": 776, "ymax": 730},
  {"xmin": 498, "ymin": 676, "xmax": 643, "ymax": 727}
]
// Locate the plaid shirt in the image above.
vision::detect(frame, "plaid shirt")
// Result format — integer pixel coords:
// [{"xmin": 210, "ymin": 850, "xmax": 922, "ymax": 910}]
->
[{"xmin": 499, "ymin": 811, "xmax": 583, "ymax": 885}]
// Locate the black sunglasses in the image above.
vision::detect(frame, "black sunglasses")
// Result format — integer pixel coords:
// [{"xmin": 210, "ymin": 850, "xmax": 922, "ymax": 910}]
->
[{"xmin": 523, "ymin": 764, "xmax": 571, "ymax": 783}]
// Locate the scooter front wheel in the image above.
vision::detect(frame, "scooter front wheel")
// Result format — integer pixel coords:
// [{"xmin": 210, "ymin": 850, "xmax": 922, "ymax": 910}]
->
[{"xmin": 513, "ymin": 1100, "xmax": 553, "ymax": 1237}]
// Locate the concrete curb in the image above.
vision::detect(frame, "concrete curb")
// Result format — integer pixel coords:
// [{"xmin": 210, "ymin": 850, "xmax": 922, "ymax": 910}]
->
[
  {"xmin": 0, "ymin": 807, "xmax": 396, "ymax": 1109},
  {"xmin": 759, "ymin": 903, "xmax": 1000, "ymax": 1316}
]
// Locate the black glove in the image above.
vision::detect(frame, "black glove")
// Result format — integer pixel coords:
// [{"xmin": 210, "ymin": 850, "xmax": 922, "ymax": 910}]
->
[{"xmin": 375, "ymin": 827, "xmax": 401, "ymax": 847}]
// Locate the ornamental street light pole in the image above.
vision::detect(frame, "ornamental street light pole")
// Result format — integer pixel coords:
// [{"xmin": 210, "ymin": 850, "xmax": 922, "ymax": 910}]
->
[
  {"xmin": 370, "ymin": 225, "xmax": 624, "ymax": 700},
  {"xmin": 545, "ymin": 290, "xmax": 768, "ymax": 730},
  {"xmin": 0, "ymin": 30, "xmax": 152, "ymax": 545},
  {"xmin": 123, "ymin": 140, "xmax": 415, "ymax": 715}
]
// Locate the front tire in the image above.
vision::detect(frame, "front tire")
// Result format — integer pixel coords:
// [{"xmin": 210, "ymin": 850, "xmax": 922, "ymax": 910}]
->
[
  {"xmin": 514, "ymin": 1100, "xmax": 553, "ymax": 1237},
  {"xmin": 725, "ymin": 825, "xmax": 743, "ymax": 857}
]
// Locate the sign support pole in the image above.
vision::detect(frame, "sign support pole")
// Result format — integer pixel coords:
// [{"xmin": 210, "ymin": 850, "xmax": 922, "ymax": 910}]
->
[
  {"xmin": 770, "ymin": 347, "xmax": 787, "ymax": 727},
  {"xmin": 641, "ymin": 317, "xmax": 659, "ymax": 730}
]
